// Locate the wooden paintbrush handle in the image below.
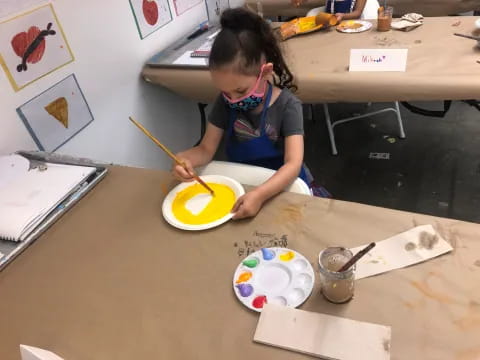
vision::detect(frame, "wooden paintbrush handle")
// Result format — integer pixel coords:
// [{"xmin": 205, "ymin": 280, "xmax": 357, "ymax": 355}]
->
[
  {"xmin": 129, "ymin": 116, "xmax": 214, "ymax": 195},
  {"xmin": 339, "ymin": 242, "xmax": 376, "ymax": 272}
]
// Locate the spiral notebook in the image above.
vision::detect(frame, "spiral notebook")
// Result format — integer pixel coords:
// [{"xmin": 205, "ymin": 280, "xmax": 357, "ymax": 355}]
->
[{"xmin": 0, "ymin": 154, "xmax": 96, "ymax": 242}]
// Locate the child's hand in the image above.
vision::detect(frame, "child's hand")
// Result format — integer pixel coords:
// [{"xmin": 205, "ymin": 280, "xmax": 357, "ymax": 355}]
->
[
  {"xmin": 171, "ymin": 158, "xmax": 195, "ymax": 182},
  {"xmin": 335, "ymin": 13, "xmax": 345, "ymax": 22},
  {"xmin": 232, "ymin": 190, "xmax": 266, "ymax": 220}
]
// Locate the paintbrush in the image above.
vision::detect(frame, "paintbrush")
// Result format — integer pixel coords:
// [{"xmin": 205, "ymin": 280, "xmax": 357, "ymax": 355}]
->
[
  {"xmin": 454, "ymin": 32, "xmax": 480, "ymax": 41},
  {"xmin": 128, "ymin": 116, "xmax": 215, "ymax": 195},
  {"xmin": 338, "ymin": 242, "xmax": 376, "ymax": 272}
]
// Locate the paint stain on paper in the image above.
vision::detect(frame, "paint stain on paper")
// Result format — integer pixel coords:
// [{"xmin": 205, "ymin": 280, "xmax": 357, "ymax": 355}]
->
[
  {"xmin": 383, "ymin": 339, "xmax": 390, "ymax": 352},
  {"xmin": 453, "ymin": 301, "xmax": 480, "ymax": 331},
  {"xmin": 410, "ymin": 280, "xmax": 454, "ymax": 304},
  {"xmin": 405, "ymin": 242, "xmax": 417, "ymax": 251},
  {"xmin": 456, "ymin": 347, "xmax": 480, "ymax": 360},
  {"xmin": 419, "ymin": 232, "xmax": 439, "ymax": 250},
  {"xmin": 276, "ymin": 203, "xmax": 304, "ymax": 224},
  {"xmin": 160, "ymin": 182, "xmax": 169, "ymax": 196},
  {"xmin": 402, "ymin": 299, "xmax": 426, "ymax": 310}
]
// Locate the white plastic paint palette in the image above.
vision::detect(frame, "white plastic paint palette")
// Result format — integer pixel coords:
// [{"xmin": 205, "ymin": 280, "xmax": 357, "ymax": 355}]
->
[{"xmin": 233, "ymin": 247, "xmax": 315, "ymax": 312}]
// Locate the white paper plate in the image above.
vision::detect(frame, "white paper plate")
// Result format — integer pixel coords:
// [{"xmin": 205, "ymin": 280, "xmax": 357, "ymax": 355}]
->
[
  {"xmin": 336, "ymin": 20, "xmax": 373, "ymax": 33},
  {"xmin": 233, "ymin": 247, "xmax": 315, "ymax": 312},
  {"xmin": 162, "ymin": 175, "xmax": 245, "ymax": 231}
]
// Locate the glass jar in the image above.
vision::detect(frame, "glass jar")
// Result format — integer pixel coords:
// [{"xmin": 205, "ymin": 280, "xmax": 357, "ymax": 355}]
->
[
  {"xmin": 318, "ymin": 247, "xmax": 355, "ymax": 304},
  {"xmin": 377, "ymin": 6, "xmax": 393, "ymax": 32}
]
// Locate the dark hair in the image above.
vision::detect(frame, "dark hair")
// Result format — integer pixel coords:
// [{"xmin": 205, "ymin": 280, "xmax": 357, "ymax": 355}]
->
[{"xmin": 209, "ymin": 8, "xmax": 296, "ymax": 90}]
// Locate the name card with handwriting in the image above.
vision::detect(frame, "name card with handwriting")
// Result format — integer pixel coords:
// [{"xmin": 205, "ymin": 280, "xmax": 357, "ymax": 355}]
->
[{"xmin": 349, "ymin": 49, "xmax": 408, "ymax": 72}]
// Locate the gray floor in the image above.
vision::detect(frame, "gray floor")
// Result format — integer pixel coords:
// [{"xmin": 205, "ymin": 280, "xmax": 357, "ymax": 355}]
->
[{"xmin": 304, "ymin": 101, "xmax": 480, "ymax": 223}]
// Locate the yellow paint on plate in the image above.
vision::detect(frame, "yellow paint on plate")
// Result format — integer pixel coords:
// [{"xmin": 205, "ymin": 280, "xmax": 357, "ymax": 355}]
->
[
  {"xmin": 171, "ymin": 182, "xmax": 236, "ymax": 225},
  {"xmin": 280, "ymin": 251, "xmax": 295, "ymax": 261}
]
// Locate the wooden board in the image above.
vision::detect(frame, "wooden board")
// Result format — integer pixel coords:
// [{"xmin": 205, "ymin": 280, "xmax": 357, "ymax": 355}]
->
[{"xmin": 254, "ymin": 304, "xmax": 392, "ymax": 360}]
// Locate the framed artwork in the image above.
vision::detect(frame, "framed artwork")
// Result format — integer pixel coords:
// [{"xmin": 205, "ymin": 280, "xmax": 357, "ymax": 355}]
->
[
  {"xmin": 129, "ymin": 0, "xmax": 172, "ymax": 39},
  {"xmin": 16, "ymin": 74, "xmax": 94, "ymax": 152},
  {"xmin": 173, "ymin": 0, "xmax": 203, "ymax": 16},
  {"xmin": 0, "ymin": 3, "xmax": 74, "ymax": 91}
]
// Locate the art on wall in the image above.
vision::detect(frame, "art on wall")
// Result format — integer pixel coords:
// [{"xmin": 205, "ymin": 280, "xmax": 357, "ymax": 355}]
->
[
  {"xmin": 205, "ymin": 0, "xmax": 229, "ymax": 25},
  {"xmin": 173, "ymin": 0, "xmax": 203, "ymax": 16},
  {"xmin": 0, "ymin": 3, "xmax": 74, "ymax": 91},
  {"xmin": 129, "ymin": 0, "xmax": 172, "ymax": 39},
  {"xmin": 16, "ymin": 74, "xmax": 94, "ymax": 152}
]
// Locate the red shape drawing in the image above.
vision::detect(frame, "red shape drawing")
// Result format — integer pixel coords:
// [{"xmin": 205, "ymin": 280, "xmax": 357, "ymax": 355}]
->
[
  {"xmin": 143, "ymin": 0, "xmax": 159, "ymax": 25},
  {"xmin": 10, "ymin": 23, "xmax": 56, "ymax": 72}
]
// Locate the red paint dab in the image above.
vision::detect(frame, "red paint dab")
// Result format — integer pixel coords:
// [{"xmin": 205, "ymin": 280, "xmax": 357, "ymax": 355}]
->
[{"xmin": 252, "ymin": 295, "xmax": 267, "ymax": 309}]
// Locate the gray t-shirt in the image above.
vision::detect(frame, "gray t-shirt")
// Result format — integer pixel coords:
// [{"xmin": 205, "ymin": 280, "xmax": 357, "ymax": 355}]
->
[{"xmin": 208, "ymin": 87, "xmax": 304, "ymax": 152}]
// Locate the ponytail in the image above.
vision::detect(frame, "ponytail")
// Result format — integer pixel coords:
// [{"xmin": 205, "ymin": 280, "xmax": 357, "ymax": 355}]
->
[{"xmin": 209, "ymin": 8, "xmax": 296, "ymax": 91}]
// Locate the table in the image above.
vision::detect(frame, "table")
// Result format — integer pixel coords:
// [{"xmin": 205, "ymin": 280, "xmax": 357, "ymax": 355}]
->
[
  {"xmin": 0, "ymin": 166, "xmax": 479, "ymax": 360},
  {"xmin": 142, "ymin": 17, "xmax": 480, "ymax": 103},
  {"xmin": 245, "ymin": 0, "xmax": 480, "ymax": 17}
]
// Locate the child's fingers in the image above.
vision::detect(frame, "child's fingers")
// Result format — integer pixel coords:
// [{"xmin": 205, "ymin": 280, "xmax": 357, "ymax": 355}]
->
[
  {"xmin": 173, "ymin": 164, "xmax": 194, "ymax": 181},
  {"xmin": 232, "ymin": 196, "xmax": 247, "ymax": 219},
  {"xmin": 232, "ymin": 205, "xmax": 246, "ymax": 220},
  {"xmin": 232, "ymin": 196, "xmax": 245, "ymax": 213},
  {"xmin": 185, "ymin": 161, "xmax": 195, "ymax": 177}
]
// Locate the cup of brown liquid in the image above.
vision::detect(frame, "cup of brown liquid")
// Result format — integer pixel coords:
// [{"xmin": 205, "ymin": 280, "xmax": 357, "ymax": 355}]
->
[
  {"xmin": 377, "ymin": 6, "xmax": 393, "ymax": 32},
  {"xmin": 318, "ymin": 247, "xmax": 355, "ymax": 304}
]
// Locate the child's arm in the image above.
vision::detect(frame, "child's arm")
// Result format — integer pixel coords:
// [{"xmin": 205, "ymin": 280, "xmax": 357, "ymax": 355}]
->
[
  {"xmin": 173, "ymin": 123, "xmax": 223, "ymax": 181},
  {"xmin": 336, "ymin": 0, "xmax": 367, "ymax": 21},
  {"xmin": 232, "ymin": 134, "xmax": 304, "ymax": 219}
]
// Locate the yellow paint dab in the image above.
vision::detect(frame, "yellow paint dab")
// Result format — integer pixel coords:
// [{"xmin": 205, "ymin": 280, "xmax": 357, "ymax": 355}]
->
[
  {"xmin": 236, "ymin": 272, "xmax": 252, "ymax": 284},
  {"xmin": 280, "ymin": 251, "xmax": 295, "ymax": 262},
  {"xmin": 171, "ymin": 183, "xmax": 235, "ymax": 225}
]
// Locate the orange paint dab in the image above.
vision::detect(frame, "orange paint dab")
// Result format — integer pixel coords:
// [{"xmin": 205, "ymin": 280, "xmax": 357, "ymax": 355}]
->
[{"xmin": 236, "ymin": 271, "xmax": 252, "ymax": 284}]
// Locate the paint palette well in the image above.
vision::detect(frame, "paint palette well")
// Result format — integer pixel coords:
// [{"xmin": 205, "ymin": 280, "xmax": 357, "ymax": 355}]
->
[
  {"xmin": 162, "ymin": 175, "xmax": 245, "ymax": 231},
  {"xmin": 233, "ymin": 247, "xmax": 315, "ymax": 312}
]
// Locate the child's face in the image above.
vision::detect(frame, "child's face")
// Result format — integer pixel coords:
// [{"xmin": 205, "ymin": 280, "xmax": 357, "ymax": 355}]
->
[{"xmin": 210, "ymin": 63, "xmax": 273, "ymax": 101}]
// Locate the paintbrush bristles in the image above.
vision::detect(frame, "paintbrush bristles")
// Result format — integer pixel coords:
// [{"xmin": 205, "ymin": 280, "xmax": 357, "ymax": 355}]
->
[{"xmin": 128, "ymin": 116, "xmax": 215, "ymax": 195}]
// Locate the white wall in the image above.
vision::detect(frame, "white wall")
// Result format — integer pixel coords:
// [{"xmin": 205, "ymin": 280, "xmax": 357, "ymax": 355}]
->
[{"xmin": 0, "ymin": 0, "xmax": 210, "ymax": 169}]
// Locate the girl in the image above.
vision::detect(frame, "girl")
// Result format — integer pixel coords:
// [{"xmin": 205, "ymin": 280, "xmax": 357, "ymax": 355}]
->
[{"xmin": 173, "ymin": 8, "xmax": 321, "ymax": 220}]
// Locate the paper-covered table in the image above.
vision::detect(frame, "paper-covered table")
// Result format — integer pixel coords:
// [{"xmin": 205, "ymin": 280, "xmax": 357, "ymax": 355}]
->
[{"xmin": 0, "ymin": 166, "xmax": 479, "ymax": 360}]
